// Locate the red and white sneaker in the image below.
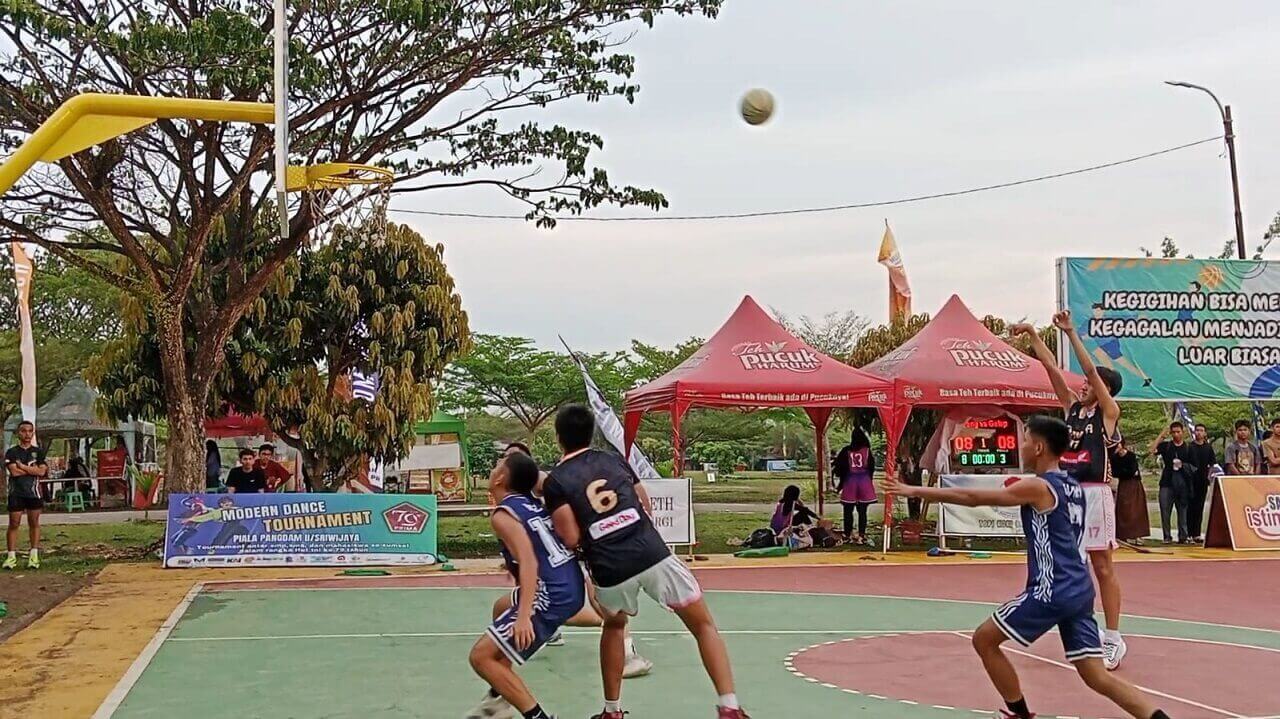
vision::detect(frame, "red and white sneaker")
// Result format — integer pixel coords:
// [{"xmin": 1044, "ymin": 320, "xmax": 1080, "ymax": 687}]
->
[
  {"xmin": 993, "ymin": 711, "xmax": 1036, "ymax": 718},
  {"xmin": 589, "ymin": 711, "xmax": 626, "ymax": 719},
  {"xmin": 718, "ymin": 708, "xmax": 751, "ymax": 719}
]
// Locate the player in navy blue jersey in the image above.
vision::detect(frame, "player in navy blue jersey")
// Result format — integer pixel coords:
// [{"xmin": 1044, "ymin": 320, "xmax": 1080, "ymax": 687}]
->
[
  {"xmin": 881, "ymin": 416, "xmax": 1170, "ymax": 719},
  {"xmin": 466, "ymin": 453, "xmax": 585, "ymax": 719}
]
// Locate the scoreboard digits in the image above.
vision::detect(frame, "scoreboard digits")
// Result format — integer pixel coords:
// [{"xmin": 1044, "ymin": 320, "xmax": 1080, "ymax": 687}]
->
[{"xmin": 951, "ymin": 418, "xmax": 1019, "ymax": 469}]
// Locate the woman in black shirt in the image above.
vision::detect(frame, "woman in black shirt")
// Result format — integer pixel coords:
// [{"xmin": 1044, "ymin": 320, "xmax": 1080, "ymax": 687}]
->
[{"xmin": 1111, "ymin": 440, "xmax": 1149, "ymax": 544}]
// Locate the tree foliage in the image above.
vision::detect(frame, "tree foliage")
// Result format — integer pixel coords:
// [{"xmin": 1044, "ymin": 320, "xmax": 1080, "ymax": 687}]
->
[
  {"xmin": 90, "ymin": 221, "xmax": 470, "ymax": 487},
  {"xmin": 441, "ymin": 334, "xmax": 584, "ymax": 438},
  {"xmin": 774, "ymin": 309, "xmax": 869, "ymax": 358},
  {"xmin": 1, "ymin": 0, "xmax": 721, "ymax": 489}
]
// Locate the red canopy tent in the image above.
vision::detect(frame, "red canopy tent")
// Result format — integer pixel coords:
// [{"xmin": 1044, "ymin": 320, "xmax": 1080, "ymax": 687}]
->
[
  {"xmin": 863, "ymin": 295, "xmax": 1085, "ymax": 547},
  {"xmin": 204, "ymin": 412, "xmax": 274, "ymax": 439},
  {"xmin": 623, "ymin": 296, "xmax": 894, "ymax": 511}
]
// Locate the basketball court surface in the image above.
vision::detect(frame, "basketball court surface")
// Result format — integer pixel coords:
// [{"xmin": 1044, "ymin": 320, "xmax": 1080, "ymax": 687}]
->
[{"xmin": 89, "ymin": 557, "xmax": 1280, "ymax": 719}]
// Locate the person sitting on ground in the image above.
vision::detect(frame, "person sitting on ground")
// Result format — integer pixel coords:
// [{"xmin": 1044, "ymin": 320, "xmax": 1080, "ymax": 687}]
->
[
  {"xmin": 770, "ymin": 485, "xmax": 836, "ymax": 548},
  {"xmin": 1224, "ymin": 420, "xmax": 1262, "ymax": 476}
]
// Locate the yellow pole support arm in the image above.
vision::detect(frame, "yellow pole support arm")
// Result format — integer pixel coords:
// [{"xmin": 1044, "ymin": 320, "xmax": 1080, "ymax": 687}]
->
[{"xmin": 0, "ymin": 93, "xmax": 274, "ymax": 198}]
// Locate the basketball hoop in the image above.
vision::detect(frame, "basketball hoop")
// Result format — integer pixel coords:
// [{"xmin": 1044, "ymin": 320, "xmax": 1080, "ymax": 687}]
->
[{"xmin": 285, "ymin": 162, "xmax": 393, "ymax": 240}]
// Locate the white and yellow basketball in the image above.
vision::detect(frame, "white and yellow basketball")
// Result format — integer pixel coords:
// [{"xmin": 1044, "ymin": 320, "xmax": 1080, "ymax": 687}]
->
[{"xmin": 740, "ymin": 88, "xmax": 775, "ymax": 126}]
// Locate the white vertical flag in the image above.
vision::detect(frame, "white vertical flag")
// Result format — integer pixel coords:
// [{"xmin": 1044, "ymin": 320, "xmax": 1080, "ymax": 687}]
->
[
  {"xmin": 561, "ymin": 338, "xmax": 660, "ymax": 480},
  {"xmin": 11, "ymin": 243, "xmax": 36, "ymax": 435},
  {"xmin": 351, "ymin": 370, "xmax": 383, "ymax": 490}
]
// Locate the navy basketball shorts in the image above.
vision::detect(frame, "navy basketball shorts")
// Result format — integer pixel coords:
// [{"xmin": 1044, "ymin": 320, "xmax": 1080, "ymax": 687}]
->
[
  {"xmin": 486, "ymin": 585, "xmax": 585, "ymax": 665},
  {"xmin": 992, "ymin": 592, "xmax": 1103, "ymax": 663}
]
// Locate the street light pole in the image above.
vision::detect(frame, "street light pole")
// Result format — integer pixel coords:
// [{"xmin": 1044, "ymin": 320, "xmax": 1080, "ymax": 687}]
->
[{"xmin": 1166, "ymin": 81, "xmax": 1246, "ymax": 260}]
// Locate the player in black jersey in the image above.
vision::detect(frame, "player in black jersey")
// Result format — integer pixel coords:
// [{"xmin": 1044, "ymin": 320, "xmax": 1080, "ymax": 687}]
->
[
  {"xmin": 1014, "ymin": 309, "xmax": 1128, "ymax": 670},
  {"xmin": 544, "ymin": 405, "xmax": 748, "ymax": 719}
]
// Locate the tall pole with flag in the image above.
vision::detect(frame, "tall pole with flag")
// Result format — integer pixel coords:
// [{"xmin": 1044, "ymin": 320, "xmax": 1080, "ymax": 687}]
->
[
  {"xmin": 11, "ymin": 242, "xmax": 36, "ymax": 438},
  {"xmin": 877, "ymin": 220, "xmax": 912, "ymax": 325},
  {"xmin": 559, "ymin": 337, "xmax": 660, "ymax": 480}
]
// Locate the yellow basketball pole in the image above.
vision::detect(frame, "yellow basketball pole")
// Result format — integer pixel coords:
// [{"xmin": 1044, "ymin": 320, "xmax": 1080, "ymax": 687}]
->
[{"xmin": 0, "ymin": 93, "xmax": 274, "ymax": 197}]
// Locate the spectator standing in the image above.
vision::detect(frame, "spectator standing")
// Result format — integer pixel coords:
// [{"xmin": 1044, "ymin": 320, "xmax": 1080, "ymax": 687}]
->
[
  {"xmin": 1224, "ymin": 420, "xmax": 1262, "ymax": 475},
  {"xmin": 226, "ymin": 449, "xmax": 267, "ymax": 494},
  {"xmin": 4, "ymin": 420, "xmax": 47, "ymax": 570},
  {"xmin": 1187, "ymin": 423, "xmax": 1217, "ymax": 543},
  {"xmin": 256, "ymin": 443, "xmax": 293, "ymax": 491},
  {"xmin": 205, "ymin": 440, "xmax": 223, "ymax": 490},
  {"xmin": 832, "ymin": 427, "xmax": 877, "ymax": 545},
  {"xmin": 1110, "ymin": 440, "xmax": 1148, "ymax": 544},
  {"xmin": 1262, "ymin": 419, "xmax": 1280, "ymax": 474},
  {"xmin": 1150, "ymin": 421, "xmax": 1196, "ymax": 544}
]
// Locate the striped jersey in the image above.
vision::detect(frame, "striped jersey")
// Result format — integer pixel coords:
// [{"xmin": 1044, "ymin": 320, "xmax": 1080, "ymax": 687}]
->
[
  {"xmin": 1020, "ymin": 470, "xmax": 1094, "ymax": 604},
  {"xmin": 496, "ymin": 494, "xmax": 585, "ymax": 607}
]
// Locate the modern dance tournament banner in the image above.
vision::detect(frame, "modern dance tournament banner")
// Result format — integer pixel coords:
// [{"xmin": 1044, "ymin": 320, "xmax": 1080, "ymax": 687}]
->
[
  {"xmin": 164, "ymin": 493, "xmax": 437, "ymax": 568},
  {"xmin": 1057, "ymin": 257, "xmax": 1280, "ymax": 400}
]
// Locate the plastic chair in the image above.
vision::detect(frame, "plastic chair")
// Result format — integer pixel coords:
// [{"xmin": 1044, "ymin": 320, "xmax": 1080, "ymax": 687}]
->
[{"xmin": 63, "ymin": 491, "xmax": 86, "ymax": 512}]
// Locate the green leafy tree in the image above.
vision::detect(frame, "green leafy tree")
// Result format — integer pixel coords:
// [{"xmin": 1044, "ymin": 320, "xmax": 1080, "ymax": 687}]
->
[
  {"xmin": 1, "ymin": 0, "xmax": 722, "ymax": 490},
  {"xmin": 441, "ymin": 334, "xmax": 583, "ymax": 439},
  {"xmin": 774, "ymin": 308, "xmax": 869, "ymax": 358},
  {"xmin": 90, "ymin": 221, "xmax": 470, "ymax": 487}
]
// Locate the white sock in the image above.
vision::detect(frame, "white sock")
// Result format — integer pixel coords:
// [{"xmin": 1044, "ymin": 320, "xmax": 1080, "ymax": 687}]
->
[
  {"xmin": 623, "ymin": 635, "xmax": 636, "ymax": 656},
  {"xmin": 5, "ymin": 551, "xmax": 14, "ymax": 560},
  {"xmin": 603, "ymin": 699, "xmax": 622, "ymax": 713},
  {"xmin": 719, "ymin": 694, "xmax": 739, "ymax": 710},
  {"xmin": 1103, "ymin": 629, "xmax": 1121, "ymax": 643},
  {"xmin": 29, "ymin": 547, "xmax": 37, "ymax": 557}
]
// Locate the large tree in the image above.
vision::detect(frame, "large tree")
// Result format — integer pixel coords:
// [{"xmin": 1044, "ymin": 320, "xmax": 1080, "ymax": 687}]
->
[
  {"xmin": 0, "ymin": 0, "xmax": 721, "ymax": 489},
  {"xmin": 90, "ymin": 220, "xmax": 469, "ymax": 488}
]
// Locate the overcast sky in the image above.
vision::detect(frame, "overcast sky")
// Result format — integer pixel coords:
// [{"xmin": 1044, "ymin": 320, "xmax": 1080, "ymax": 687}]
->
[{"xmin": 392, "ymin": 1, "xmax": 1280, "ymax": 353}]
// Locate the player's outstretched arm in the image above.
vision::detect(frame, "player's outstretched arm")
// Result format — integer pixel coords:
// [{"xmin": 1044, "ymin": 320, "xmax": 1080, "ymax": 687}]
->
[
  {"xmin": 492, "ymin": 510, "xmax": 538, "ymax": 651},
  {"xmin": 879, "ymin": 472, "xmax": 1053, "ymax": 511},
  {"xmin": 1011, "ymin": 322, "xmax": 1076, "ymax": 411},
  {"xmin": 1054, "ymin": 310, "xmax": 1121, "ymax": 427}
]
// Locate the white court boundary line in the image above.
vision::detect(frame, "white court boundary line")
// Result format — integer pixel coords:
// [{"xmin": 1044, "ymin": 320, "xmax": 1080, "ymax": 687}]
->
[
  {"xmin": 92, "ymin": 582, "xmax": 205, "ymax": 719},
  {"xmin": 167, "ymin": 628, "xmax": 932, "ymax": 643}
]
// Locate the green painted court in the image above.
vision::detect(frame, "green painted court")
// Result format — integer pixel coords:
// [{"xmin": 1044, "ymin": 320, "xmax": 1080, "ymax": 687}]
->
[{"xmin": 98, "ymin": 563, "xmax": 1280, "ymax": 719}]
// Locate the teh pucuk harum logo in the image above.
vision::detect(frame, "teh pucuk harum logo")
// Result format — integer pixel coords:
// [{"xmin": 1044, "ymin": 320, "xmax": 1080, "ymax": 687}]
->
[
  {"xmin": 941, "ymin": 338, "xmax": 1030, "ymax": 372},
  {"xmin": 383, "ymin": 502, "xmax": 432, "ymax": 534},
  {"xmin": 731, "ymin": 341, "xmax": 821, "ymax": 373}
]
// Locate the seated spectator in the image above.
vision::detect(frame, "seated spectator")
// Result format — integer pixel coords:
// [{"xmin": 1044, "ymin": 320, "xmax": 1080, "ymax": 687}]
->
[
  {"xmin": 1225, "ymin": 420, "xmax": 1262, "ymax": 475},
  {"xmin": 770, "ymin": 485, "xmax": 837, "ymax": 549},
  {"xmin": 64, "ymin": 455, "xmax": 94, "ymax": 500}
]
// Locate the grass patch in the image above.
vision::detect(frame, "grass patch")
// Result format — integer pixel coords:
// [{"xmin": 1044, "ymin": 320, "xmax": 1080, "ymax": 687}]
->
[{"xmin": 37, "ymin": 520, "xmax": 165, "ymax": 575}]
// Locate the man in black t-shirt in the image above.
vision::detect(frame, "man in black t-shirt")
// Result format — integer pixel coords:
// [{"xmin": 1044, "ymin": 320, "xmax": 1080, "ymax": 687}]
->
[
  {"xmin": 1187, "ymin": 423, "xmax": 1216, "ymax": 543},
  {"xmin": 5, "ymin": 420, "xmax": 47, "ymax": 570},
  {"xmin": 225, "ymin": 449, "xmax": 267, "ymax": 494},
  {"xmin": 1149, "ymin": 421, "xmax": 1196, "ymax": 544},
  {"xmin": 544, "ymin": 405, "xmax": 747, "ymax": 719}
]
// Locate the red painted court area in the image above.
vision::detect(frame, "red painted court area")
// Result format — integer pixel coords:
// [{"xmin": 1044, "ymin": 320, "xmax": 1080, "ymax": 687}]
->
[{"xmin": 792, "ymin": 632, "xmax": 1280, "ymax": 719}]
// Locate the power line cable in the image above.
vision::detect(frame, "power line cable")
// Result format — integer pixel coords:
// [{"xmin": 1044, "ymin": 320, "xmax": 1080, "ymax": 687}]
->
[{"xmin": 389, "ymin": 135, "xmax": 1222, "ymax": 222}]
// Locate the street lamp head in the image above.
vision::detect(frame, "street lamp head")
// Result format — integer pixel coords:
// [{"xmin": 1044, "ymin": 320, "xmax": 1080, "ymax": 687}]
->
[{"xmin": 1165, "ymin": 80, "xmax": 1194, "ymax": 88}]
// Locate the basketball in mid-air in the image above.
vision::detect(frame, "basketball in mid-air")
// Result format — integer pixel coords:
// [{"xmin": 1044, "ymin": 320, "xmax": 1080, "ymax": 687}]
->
[{"xmin": 740, "ymin": 88, "xmax": 775, "ymax": 125}]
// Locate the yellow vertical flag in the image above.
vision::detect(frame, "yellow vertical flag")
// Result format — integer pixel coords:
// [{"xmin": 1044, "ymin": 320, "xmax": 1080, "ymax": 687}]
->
[
  {"xmin": 877, "ymin": 221, "xmax": 912, "ymax": 323},
  {"xmin": 10, "ymin": 242, "xmax": 37, "ymax": 434}
]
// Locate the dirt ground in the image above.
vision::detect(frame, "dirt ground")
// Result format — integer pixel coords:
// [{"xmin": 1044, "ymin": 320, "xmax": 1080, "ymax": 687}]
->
[{"xmin": 0, "ymin": 570, "xmax": 94, "ymax": 642}]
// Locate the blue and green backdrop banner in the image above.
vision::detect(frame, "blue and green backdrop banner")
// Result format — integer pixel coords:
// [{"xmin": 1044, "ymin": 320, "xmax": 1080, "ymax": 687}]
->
[
  {"xmin": 1057, "ymin": 257, "xmax": 1280, "ymax": 400},
  {"xmin": 164, "ymin": 493, "xmax": 437, "ymax": 568}
]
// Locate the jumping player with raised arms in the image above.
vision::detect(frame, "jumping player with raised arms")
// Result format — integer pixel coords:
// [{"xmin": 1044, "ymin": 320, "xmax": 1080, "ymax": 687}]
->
[
  {"xmin": 880, "ymin": 416, "xmax": 1171, "ymax": 719},
  {"xmin": 1013, "ymin": 310, "xmax": 1128, "ymax": 670},
  {"xmin": 544, "ymin": 404, "xmax": 748, "ymax": 719},
  {"xmin": 465, "ymin": 452, "xmax": 585, "ymax": 719}
]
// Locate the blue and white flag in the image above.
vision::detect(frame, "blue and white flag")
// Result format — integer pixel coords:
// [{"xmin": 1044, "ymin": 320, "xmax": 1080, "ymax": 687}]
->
[
  {"xmin": 351, "ymin": 370, "xmax": 383, "ymax": 490},
  {"xmin": 561, "ymin": 338, "xmax": 661, "ymax": 479},
  {"xmin": 1172, "ymin": 402, "xmax": 1194, "ymax": 428},
  {"xmin": 1252, "ymin": 402, "xmax": 1269, "ymax": 442}
]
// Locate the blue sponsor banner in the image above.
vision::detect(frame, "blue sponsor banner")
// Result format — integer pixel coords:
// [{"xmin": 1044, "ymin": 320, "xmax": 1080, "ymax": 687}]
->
[{"xmin": 163, "ymin": 492, "xmax": 437, "ymax": 568}]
